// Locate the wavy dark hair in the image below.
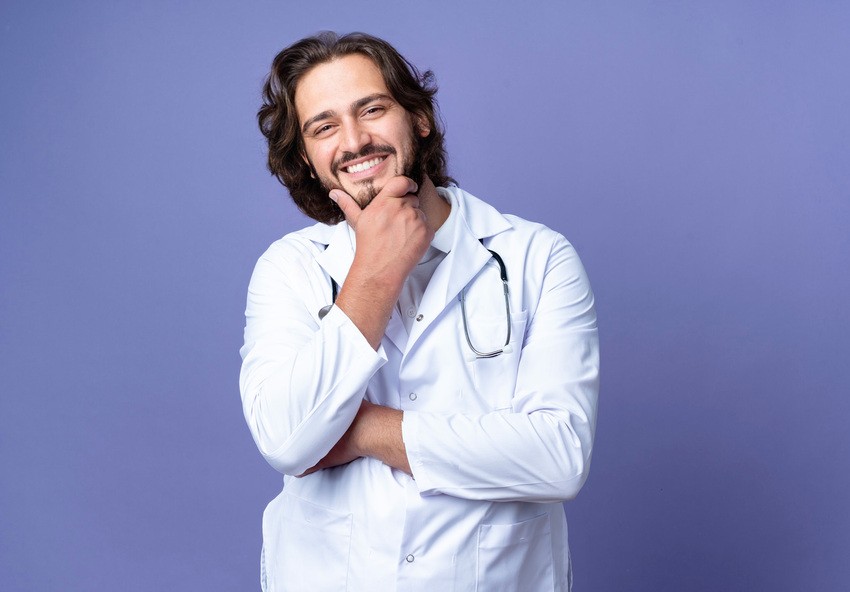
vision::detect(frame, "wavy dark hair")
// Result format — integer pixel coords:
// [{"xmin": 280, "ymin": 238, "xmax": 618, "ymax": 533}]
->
[{"xmin": 258, "ymin": 31, "xmax": 454, "ymax": 224}]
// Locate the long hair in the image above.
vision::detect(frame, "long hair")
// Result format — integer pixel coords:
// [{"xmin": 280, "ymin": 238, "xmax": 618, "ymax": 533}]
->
[{"xmin": 258, "ymin": 31, "xmax": 454, "ymax": 224}]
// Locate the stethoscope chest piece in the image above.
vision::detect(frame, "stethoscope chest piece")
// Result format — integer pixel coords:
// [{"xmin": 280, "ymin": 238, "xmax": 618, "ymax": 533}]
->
[{"xmin": 318, "ymin": 276, "xmax": 339, "ymax": 320}]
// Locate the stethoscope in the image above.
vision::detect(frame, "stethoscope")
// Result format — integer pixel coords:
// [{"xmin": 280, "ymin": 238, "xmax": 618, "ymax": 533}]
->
[{"xmin": 319, "ymin": 243, "xmax": 511, "ymax": 359}]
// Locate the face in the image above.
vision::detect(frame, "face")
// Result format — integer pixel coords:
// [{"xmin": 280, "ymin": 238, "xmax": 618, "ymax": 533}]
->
[{"xmin": 294, "ymin": 53, "xmax": 429, "ymax": 208}]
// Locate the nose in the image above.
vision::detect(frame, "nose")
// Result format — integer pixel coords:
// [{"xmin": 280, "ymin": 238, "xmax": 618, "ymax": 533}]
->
[{"xmin": 339, "ymin": 118, "xmax": 371, "ymax": 155}]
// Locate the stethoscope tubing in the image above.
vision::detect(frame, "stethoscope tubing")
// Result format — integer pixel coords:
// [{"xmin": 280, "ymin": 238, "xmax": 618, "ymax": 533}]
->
[{"xmin": 318, "ymin": 243, "xmax": 511, "ymax": 358}]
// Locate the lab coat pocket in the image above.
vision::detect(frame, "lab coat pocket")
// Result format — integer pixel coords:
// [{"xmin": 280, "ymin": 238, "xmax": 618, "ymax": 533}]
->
[
  {"xmin": 476, "ymin": 513, "xmax": 554, "ymax": 592},
  {"xmin": 471, "ymin": 310, "xmax": 528, "ymax": 410},
  {"xmin": 264, "ymin": 493, "xmax": 352, "ymax": 591}
]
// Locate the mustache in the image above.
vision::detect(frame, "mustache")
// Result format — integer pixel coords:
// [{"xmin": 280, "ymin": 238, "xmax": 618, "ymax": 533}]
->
[{"xmin": 332, "ymin": 144, "xmax": 396, "ymax": 176}]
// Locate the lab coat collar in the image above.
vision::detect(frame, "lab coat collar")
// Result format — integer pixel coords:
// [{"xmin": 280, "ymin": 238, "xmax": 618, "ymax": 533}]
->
[
  {"xmin": 404, "ymin": 186, "xmax": 512, "ymax": 354},
  {"xmin": 313, "ymin": 220, "xmax": 354, "ymax": 290},
  {"xmin": 438, "ymin": 185, "xmax": 513, "ymax": 241},
  {"xmin": 434, "ymin": 185, "xmax": 514, "ymax": 303}
]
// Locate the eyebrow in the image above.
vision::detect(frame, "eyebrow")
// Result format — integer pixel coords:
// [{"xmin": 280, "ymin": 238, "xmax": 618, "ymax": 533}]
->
[{"xmin": 301, "ymin": 93, "xmax": 394, "ymax": 134}]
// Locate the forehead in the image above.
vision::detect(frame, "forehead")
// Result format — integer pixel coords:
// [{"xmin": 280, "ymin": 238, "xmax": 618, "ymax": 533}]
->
[{"xmin": 294, "ymin": 53, "xmax": 391, "ymax": 125}]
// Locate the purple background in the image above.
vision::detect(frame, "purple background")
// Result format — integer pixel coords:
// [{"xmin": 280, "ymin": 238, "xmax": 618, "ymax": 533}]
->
[{"xmin": 2, "ymin": 1, "xmax": 848, "ymax": 590}]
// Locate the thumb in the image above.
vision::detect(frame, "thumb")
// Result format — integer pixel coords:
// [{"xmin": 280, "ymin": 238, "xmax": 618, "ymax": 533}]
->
[{"xmin": 329, "ymin": 189, "xmax": 360, "ymax": 228}]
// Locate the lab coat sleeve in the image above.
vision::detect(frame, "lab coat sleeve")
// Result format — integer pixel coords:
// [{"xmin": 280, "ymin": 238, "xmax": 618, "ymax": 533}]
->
[
  {"xmin": 239, "ymin": 241, "xmax": 386, "ymax": 476},
  {"xmin": 402, "ymin": 233, "xmax": 599, "ymax": 503}
]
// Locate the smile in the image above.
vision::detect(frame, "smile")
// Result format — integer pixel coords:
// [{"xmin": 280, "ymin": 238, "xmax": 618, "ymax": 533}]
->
[{"xmin": 344, "ymin": 157, "xmax": 385, "ymax": 174}]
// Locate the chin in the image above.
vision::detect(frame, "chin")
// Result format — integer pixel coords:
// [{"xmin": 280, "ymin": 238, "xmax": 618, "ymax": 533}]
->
[{"xmin": 354, "ymin": 181, "xmax": 378, "ymax": 209}]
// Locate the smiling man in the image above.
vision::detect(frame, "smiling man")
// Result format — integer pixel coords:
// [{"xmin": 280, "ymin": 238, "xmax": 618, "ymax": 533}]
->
[
  {"xmin": 296, "ymin": 53, "xmax": 427, "ymax": 207},
  {"xmin": 240, "ymin": 32, "xmax": 599, "ymax": 591}
]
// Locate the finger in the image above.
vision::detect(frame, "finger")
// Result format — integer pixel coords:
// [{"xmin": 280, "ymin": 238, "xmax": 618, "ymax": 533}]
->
[
  {"xmin": 381, "ymin": 176, "xmax": 418, "ymax": 199},
  {"xmin": 398, "ymin": 195, "xmax": 421, "ymax": 210},
  {"xmin": 329, "ymin": 189, "xmax": 361, "ymax": 228}
]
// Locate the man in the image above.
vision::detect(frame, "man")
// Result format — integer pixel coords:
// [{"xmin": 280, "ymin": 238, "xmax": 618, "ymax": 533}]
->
[{"xmin": 240, "ymin": 31, "xmax": 599, "ymax": 591}]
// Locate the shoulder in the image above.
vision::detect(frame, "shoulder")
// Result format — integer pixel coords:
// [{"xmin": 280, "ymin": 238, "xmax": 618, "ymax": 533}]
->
[
  {"xmin": 449, "ymin": 186, "xmax": 586, "ymax": 283},
  {"xmin": 246, "ymin": 222, "xmax": 343, "ymax": 291},
  {"xmin": 501, "ymin": 213, "xmax": 569, "ymax": 246},
  {"xmin": 445, "ymin": 184, "xmax": 570, "ymax": 247},
  {"xmin": 258, "ymin": 222, "xmax": 338, "ymax": 269}
]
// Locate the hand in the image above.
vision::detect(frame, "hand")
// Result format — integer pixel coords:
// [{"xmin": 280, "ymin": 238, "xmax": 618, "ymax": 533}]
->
[
  {"xmin": 329, "ymin": 176, "xmax": 435, "ymax": 348},
  {"xmin": 330, "ymin": 176, "xmax": 433, "ymax": 289}
]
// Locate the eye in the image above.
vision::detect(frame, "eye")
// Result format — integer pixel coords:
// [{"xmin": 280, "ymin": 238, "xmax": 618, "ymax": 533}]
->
[
  {"xmin": 312, "ymin": 123, "xmax": 334, "ymax": 137},
  {"xmin": 362, "ymin": 105, "xmax": 385, "ymax": 118}
]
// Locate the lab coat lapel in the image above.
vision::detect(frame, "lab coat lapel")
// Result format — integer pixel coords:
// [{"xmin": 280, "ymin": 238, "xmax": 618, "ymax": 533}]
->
[
  {"xmin": 383, "ymin": 310, "xmax": 408, "ymax": 354},
  {"xmin": 405, "ymin": 188, "xmax": 512, "ymax": 355},
  {"xmin": 405, "ymin": 227, "xmax": 490, "ymax": 353},
  {"xmin": 314, "ymin": 222, "xmax": 408, "ymax": 354}
]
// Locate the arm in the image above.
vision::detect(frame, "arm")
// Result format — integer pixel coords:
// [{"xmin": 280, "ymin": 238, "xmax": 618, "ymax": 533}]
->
[
  {"xmin": 403, "ymin": 234, "xmax": 599, "ymax": 502},
  {"xmin": 297, "ymin": 400, "xmax": 410, "ymax": 477},
  {"xmin": 239, "ymin": 177, "xmax": 429, "ymax": 476},
  {"xmin": 239, "ymin": 257, "xmax": 386, "ymax": 476},
  {"xmin": 308, "ymin": 233, "xmax": 599, "ymax": 503},
  {"xmin": 329, "ymin": 176, "xmax": 430, "ymax": 349}
]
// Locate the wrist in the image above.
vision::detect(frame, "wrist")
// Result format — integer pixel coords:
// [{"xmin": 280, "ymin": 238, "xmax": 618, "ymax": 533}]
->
[
  {"xmin": 346, "ymin": 259, "xmax": 407, "ymax": 299},
  {"xmin": 349, "ymin": 400, "xmax": 374, "ymax": 458},
  {"xmin": 352, "ymin": 402, "xmax": 401, "ymax": 459}
]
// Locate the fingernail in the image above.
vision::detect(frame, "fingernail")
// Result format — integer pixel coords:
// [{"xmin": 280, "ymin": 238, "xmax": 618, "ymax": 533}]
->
[{"xmin": 328, "ymin": 190, "xmax": 340, "ymax": 203}]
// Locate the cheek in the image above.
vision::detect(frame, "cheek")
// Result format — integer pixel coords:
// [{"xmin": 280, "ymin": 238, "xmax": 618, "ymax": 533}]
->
[{"xmin": 308, "ymin": 146, "xmax": 336, "ymax": 174}]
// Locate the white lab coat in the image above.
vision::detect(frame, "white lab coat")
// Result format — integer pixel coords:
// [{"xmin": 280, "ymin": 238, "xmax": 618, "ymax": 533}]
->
[{"xmin": 240, "ymin": 186, "xmax": 599, "ymax": 591}]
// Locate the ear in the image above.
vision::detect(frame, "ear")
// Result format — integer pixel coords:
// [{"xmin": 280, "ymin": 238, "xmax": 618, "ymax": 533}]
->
[{"xmin": 413, "ymin": 112, "xmax": 431, "ymax": 138}]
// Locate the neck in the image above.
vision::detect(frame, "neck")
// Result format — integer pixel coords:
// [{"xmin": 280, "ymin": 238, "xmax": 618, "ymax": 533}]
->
[{"xmin": 417, "ymin": 176, "xmax": 451, "ymax": 234}]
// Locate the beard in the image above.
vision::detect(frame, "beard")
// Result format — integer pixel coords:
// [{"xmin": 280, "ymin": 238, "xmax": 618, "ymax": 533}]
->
[{"xmin": 315, "ymin": 135, "xmax": 424, "ymax": 210}]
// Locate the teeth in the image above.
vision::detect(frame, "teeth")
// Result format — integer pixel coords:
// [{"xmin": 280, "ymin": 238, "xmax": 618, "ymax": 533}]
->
[{"xmin": 345, "ymin": 157, "xmax": 383, "ymax": 174}]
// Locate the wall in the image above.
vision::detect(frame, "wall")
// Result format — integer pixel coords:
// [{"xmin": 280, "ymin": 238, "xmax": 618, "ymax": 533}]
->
[{"xmin": 1, "ymin": 1, "xmax": 848, "ymax": 590}]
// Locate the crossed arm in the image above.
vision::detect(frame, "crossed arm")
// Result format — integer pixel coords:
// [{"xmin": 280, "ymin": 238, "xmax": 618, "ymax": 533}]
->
[
  {"xmin": 240, "ymin": 177, "xmax": 598, "ymax": 501},
  {"xmin": 297, "ymin": 400, "xmax": 408, "ymax": 477},
  {"xmin": 296, "ymin": 176, "xmax": 437, "ymax": 477}
]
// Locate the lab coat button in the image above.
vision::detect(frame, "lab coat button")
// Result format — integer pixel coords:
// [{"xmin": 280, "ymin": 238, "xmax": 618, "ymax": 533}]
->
[
  {"xmin": 409, "ymin": 392, "xmax": 417, "ymax": 401},
  {"xmin": 415, "ymin": 313, "xmax": 423, "ymax": 321},
  {"xmin": 405, "ymin": 554, "xmax": 415, "ymax": 563}
]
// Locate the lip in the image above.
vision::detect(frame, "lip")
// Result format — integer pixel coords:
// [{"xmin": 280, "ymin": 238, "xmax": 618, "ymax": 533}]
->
[{"xmin": 340, "ymin": 154, "xmax": 391, "ymax": 181}]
